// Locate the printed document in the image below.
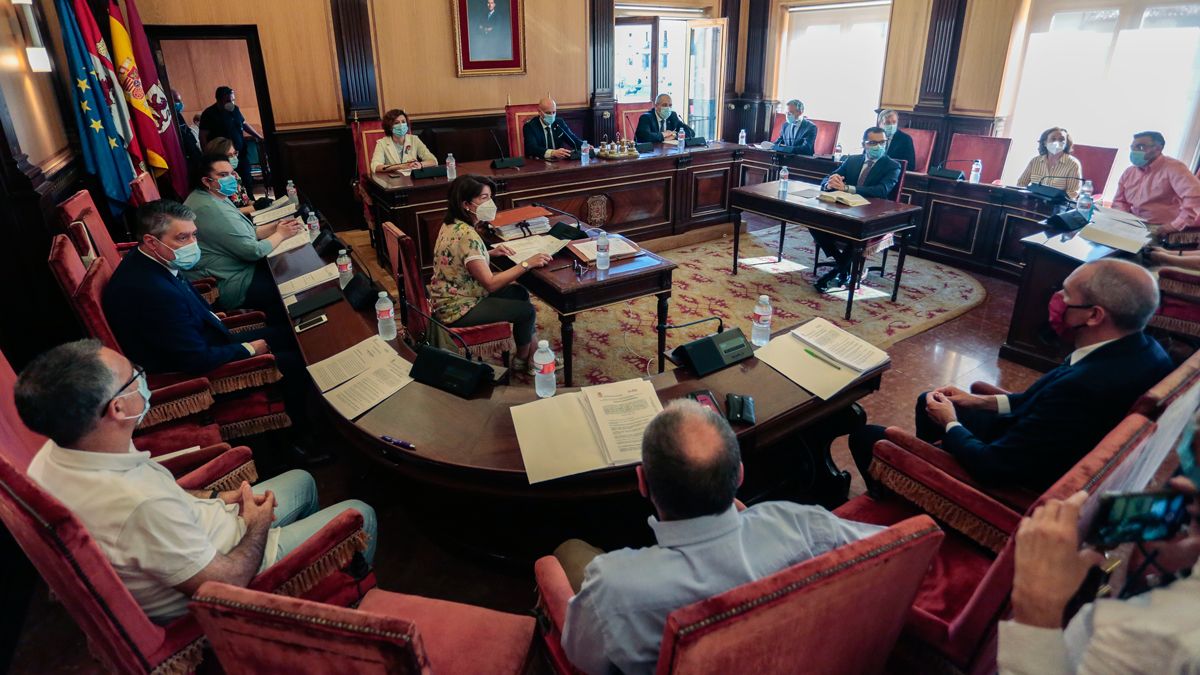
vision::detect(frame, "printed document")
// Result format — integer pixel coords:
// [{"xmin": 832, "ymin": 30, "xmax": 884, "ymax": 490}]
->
[
  {"xmin": 492, "ymin": 235, "xmax": 568, "ymax": 263},
  {"xmin": 791, "ymin": 318, "xmax": 890, "ymax": 371},
  {"xmin": 252, "ymin": 203, "xmax": 298, "ymax": 225},
  {"xmin": 322, "ymin": 354, "xmax": 413, "ymax": 419},
  {"xmin": 267, "ymin": 230, "xmax": 311, "ymax": 258},
  {"xmin": 306, "ymin": 335, "xmax": 397, "ymax": 392},
  {"xmin": 277, "ymin": 263, "xmax": 338, "ymax": 296},
  {"xmin": 755, "ymin": 318, "xmax": 888, "ymax": 399},
  {"xmin": 583, "ymin": 380, "xmax": 663, "ymax": 465},
  {"xmin": 571, "ymin": 238, "xmax": 639, "ymax": 262},
  {"xmin": 1079, "ymin": 208, "xmax": 1151, "ymax": 254}
]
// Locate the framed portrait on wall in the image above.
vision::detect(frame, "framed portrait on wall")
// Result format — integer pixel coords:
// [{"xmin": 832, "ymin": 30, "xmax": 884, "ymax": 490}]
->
[{"xmin": 452, "ymin": 0, "xmax": 526, "ymax": 76}]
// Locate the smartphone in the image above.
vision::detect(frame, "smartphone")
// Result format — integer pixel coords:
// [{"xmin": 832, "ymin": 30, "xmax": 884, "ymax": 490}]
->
[
  {"xmin": 294, "ymin": 314, "xmax": 328, "ymax": 333},
  {"xmin": 1084, "ymin": 489, "xmax": 1191, "ymax": 548},
  {"xmin": 686, "ymin": 389, "xmax": 723, "ymax": 416}
]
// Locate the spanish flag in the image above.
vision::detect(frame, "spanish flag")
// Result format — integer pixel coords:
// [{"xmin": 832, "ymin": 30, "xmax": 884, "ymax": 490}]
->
[{"xmin": 108, "ymin": 0, "xmax": 168, "ymax": 177}]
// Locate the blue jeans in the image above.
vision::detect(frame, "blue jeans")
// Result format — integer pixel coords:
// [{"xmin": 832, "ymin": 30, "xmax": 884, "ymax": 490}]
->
[{"xmin": 252, "ymin": 470, "xmax": 378, "ymax": 571}]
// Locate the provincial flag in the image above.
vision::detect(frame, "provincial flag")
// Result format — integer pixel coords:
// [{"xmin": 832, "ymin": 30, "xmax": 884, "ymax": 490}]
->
[
  {"xmin": 108, "ymin": 0, "xmax": 165, "ymax": 177},
  {"xmin": 70, "ymin": 0, "xmax": 144, "ymax": 172},
  {"xmin": 54, "ymin": 0, "xmax": 135, "ymax": 211},
  {"xmin": 110, "ymin": 0, "xmax": 190, "ymax": 198}
]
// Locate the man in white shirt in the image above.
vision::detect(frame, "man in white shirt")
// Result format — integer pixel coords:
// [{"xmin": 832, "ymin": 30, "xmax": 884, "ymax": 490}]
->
[{"xmin": 15, "ymin": 340, "xmax": 377, "ymax": 623}]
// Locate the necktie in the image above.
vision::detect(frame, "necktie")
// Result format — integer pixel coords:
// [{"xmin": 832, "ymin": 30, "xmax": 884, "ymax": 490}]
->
[
  {"xmin": 858, "ymin": 160, "xmax": 874, "ymax": 187},
  {"xmin": 545, "ymin": 124, "xmax": 554, "ymax": 150},
  {"xmin": 660, "ymin": 117, "xmax": 665, "ymax": 132}
]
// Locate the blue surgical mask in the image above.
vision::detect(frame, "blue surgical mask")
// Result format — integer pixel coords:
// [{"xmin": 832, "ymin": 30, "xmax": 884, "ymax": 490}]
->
[
  {"xmin": 786, "ymin": 113, "xmax": 798, "ymax": 125},
  {"xmin": 542, "ymin": 113, "xmax": 556, "ymax": 126},
  {"xmin": 865, "ymin": 144, "xmax": 885, "ymax": 160},
  {"xmin": 882, "ymin": 123, "xmax": 897, "ymax": 137},
  {"xmin": 393, "ymin": 123, "xmax": 408, "ymax": 137},
  {"xmin": 174, "ymin": 101, "xmax": 184, "ymax": 113},
  {"xmin": 1130, "ymin": 150, "xmax": 1149, "ymax": 167},
  {"xmin": 1176, "ymin": 423, "xmax": 1200, "ymax": 487},
  {"xmin": 165, "ymin": 239, "xmax": 201, "ymax": 271},
  {"xmin": 228, "ymin": 155, "xmax": 239, "ymax": 169},
  {"xmin": 658, "ymin": 106, "xmax": 672, "ymax": 120},
  {"xmin": 216, "ymin": 174, "xmax": 239, "ymax": 196},
  {"xmin": 117, "ymin": 373, "xmax": 152, "ymax": 425}
]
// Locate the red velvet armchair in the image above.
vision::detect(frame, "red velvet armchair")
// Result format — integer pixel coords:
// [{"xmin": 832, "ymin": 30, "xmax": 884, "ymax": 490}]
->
[
  {"xmin": 191, "ymin": 580, "xmax": 536, "ymax": 674},
  {"xmin": 838, "ymin": 412, "xmax": 1165, "ymax": 674},
  {"xmin": 129, "ymin": 171, "xmax": 160, "ymax": 207},
  {"xmin": 945, "ymin": 134, "xmax": 1012, "ymax": 184},
  {"xmin": 1070, "ymin": 144, "xmax": 1119, "ymax": 197},
  {"xmin": 907, "ymin": 127, "xmax": 938, "ymax": 173},
  {"xmin": 504, "ymin": 102, "xmax": 543, "ymax": 158},
  {"xmin": 768, "ymin": 114, "xmax": 840, "ymax": 155},
  {"xmin": 383, "ymin": 222, "xmax": 515, "ymax": 365},
  {"xmin": 615, "ymin": 102, "xmax": 653, "ymax": 141},
  {"xmin": 534, "ymin": 515, "xmax": 943, "ymax": 675}
]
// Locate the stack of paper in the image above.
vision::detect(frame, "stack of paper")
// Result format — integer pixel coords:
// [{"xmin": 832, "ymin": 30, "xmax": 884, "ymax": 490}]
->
[
  {"xmin": 1079, "ymin": 207, "xmax": 1152, "ymax": 253},
  {"xmin": 322, "ymin": 350, "xmax": 413, "ymax": 419},
  {"xmin": 251, "ymin": 196, "xmax": 290, "ymax": 214},
  {"xmin": 252, "ymin": 202, "xmax": 298, "ymax": 225},
  {"xmin": 277, "ymin": 263, "xmax": 338, "ymax": 296},
  {"xmin": 755, "ymin": 318, "xmax": 889, "ymax": 399},
  {"xmin": 306, "ymin": 336, "xmax": 397, "ymax": 392},
  {"xmin": 511, "ymin": 379, "xmax": 663, "ymax": 483},
  {"xmin": 491, "ymin": 235, "xmax": 568, "ymax": 263},
  {"xmin": 267, "ymin": 230, "xmax": 312, "ymax": 258},
  {"xmin": 495, "ymin": 216, "xmax": 551, "ymax": 241},
  {"xmin": 570, "ymin": 237, "xmax": 639, "ymax": 262}
]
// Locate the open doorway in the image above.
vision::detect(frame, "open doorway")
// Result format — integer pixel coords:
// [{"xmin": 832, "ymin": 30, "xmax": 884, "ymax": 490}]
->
[{"xmin": 145, "ymin": 25, "xmax": 277, "ymax": 198}]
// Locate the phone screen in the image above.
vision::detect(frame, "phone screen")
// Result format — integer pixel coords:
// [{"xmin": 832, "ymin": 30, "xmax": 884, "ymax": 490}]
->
[
  {"xmin": 295, "ymin": 315, "xmax": 327, "ymax": 332},
  {"xmin": 1086, "ymin": 490, "xmax": 1190, "ymax": 548}
]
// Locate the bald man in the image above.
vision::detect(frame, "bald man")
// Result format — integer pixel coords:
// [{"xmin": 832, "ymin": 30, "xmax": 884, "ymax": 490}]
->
[
  {"xmin": 635, "ymin": 93, "xmax": 696, "ymax": 144},
  {"xmin": 556, "ymin": 400, "xmax": 883, "ymax": 675},
  {"xmin": 850, "ymin": 259, "xmax": 1174, "ymax": 493},
  {"xmin": 522, "ymin": 97, "xmax": 583, "ymax": 160}
]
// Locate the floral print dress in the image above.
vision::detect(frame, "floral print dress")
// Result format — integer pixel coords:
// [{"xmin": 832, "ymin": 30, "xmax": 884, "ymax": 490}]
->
[{"xmin": 428, "ymin": 219, "xmax": 490, "ymax": 324}]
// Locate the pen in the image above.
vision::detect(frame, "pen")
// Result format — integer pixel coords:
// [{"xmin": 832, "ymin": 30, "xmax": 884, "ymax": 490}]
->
[
  {"xmin": 804, "ymin": 348, "xmax": 841, "ymax": 370},
  {"xmin": 380, "ymin": 435, "xmax": 417, "ymax": 451}
]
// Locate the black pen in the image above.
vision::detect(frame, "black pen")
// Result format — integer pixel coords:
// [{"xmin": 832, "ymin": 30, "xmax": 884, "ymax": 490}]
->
[{"xmin": 380, "ymin": 435, "xmax": 417, "ymax": 451}]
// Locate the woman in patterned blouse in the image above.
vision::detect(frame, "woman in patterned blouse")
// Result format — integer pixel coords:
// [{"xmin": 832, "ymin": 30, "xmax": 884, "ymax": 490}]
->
[
  {"xmin": 1016, "ymin": 126, "xmax": 1084, "ymax": 199},
  {"xmin": 427, "ymin": 175, "xmax": 552, "ymax": 371}
]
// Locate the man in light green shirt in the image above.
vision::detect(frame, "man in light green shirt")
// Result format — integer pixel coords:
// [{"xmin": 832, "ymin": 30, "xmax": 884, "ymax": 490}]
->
[{"xmin": 184, "ymin": 154, "xmax": 303, "ymax": 315}]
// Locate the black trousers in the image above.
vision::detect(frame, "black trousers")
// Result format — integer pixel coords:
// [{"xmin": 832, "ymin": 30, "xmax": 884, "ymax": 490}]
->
[
  {"xmin": 220, "ymin": 262, "xmax": 290, "ymax": 328},
  {"xmin": 450, "ymin": 284, "xmax": 538, "ymax": 347},
  {"xmin": 239, "ymin": 324, "xmax": 309, "ymax": 426},
  {"xmin": 847, "ymin": 392, "xmax": 1007, "ymax": 492},
  {"xmin": 810, "ymin": 229, "xmax": 853, "ymax": 276}
]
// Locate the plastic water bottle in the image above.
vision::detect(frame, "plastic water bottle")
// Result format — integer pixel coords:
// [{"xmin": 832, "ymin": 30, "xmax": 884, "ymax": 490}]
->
[
  {"xmin": 445, "ymin": 154, "xmax": 457, "ymax": 181},
  {"xmin": 969, "ymin": 160, "xmax": 982, "ymax": 184},
  {"xmin": 1081, "ymin": 179, "xmax": 1094, "ymax": 196},
  {"xmin": 677, "ymin": 130, "xmax": 686, "ymax": 152},
  {"xmin": 533, "ymin": 340, "xmax": 556, "ymax": 398},
  {"xmin": 580, "ymin": 141, "xmax": 591, "ymax": 165},
  {"xmin": 596, "ymin": 230, "xmax": 610, "ymax": 271},
  {"xmin": 833, "ymin": 143, "xmax": 843, "ymax": 162},
  {"xmin": 375, "ymin": 292, "xmax": 397, "ymax": 340},
  {"xmin": 306, "ymin": 211, "xmax": 320, "ymax": 241},
  {"xmin": 738, "ymin": 129, "xmax": 747, "ymax": 146},
  {"xmin": 286, "ymin": 180, "xmax": 298, "ymax": 205},
  {"xmin": 778, "ymin": 166, "xmax": 790, "ymax": 195},
  {"xmin": 336, "ymin": 248, "xmax": 354, "ymax": 288},
  {"xmin": 751, "ymin": 295, "xmax": 773, "ymax": 347}
]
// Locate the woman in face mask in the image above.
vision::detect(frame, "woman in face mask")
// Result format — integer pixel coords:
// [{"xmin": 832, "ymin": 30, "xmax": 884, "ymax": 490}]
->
[
  {"xmin": 202, "ymin": 137, "xmax": 254, "ymax": 214},
  {"xmin": 427, "ymin": 175, "xmax": 553, "ymax": 370},
  {"xmin": 370, "ymin": 108, "xmax": 437, "ymax": 174},
  {"xmin": 1016, "ymin": 126, "xmax": 1083, "ymax": 199}
]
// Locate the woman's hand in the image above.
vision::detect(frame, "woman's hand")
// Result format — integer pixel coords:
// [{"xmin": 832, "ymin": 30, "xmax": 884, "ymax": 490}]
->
[
  {"xmin": 523, "ymin": 253, "xmax": 553, "ymax": 269},
  {"xmin": 407, "ymin": 160, "xmax": 422, "ymax": 169},
  {"xmin": 490, "ymin": 244, "xmax": 516, "ymax": 258}
]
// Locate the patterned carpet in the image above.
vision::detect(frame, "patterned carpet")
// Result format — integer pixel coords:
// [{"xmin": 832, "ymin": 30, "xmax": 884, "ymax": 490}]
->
[{"xmin": 348, "ymin": 225, "xmax": 986, "ymax": 385}]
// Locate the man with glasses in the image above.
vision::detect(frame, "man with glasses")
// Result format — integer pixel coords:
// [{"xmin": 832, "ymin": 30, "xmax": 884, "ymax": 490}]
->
[
  {"xmin": 1112, "ymin": 131, "xmax": 1200, "ymax": 235},
  {"xmin": 811, "ymin": 126, "xmax": 902, "ymax": 292},
  {"xmin": 772, "ymin": 99, "xmax": 817, "ymax": 156},
  {"xmin": 16, "ymin": 340, "xmax": 377, "ymax": 623},
  {"xmin": 846, "ymin": 259, "xmax": 1171, "ymax": 493}
]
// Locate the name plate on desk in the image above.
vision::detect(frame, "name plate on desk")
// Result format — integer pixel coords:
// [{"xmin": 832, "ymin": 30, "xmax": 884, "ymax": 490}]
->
[{"xmin": 670, "ymin": 328, "xmax": 755, "ymax": 377}]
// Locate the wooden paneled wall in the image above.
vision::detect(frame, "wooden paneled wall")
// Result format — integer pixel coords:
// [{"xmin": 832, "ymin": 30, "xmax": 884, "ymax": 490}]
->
[
  {"xmin": 159, "ymin": 39, "xmax": 261, "ymax": 129},
  {"xmin": 370, "ymin": 0, "xmax": 590, "ymax": 119},
  {"xmin": 879, "ymin": 0, "xmax": 933, "ymax": 111},
  {"xmin": 949, "ymin": 0, "xmax": 1030, "ymax": 117},
  {"xmin": 136, "ymin": 0, "xmax": 344, "ymax": 129}
]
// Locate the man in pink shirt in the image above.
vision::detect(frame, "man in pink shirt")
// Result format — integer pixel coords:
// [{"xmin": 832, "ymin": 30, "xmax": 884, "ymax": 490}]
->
[{"xmin": 1112, "ymin": 131, "xmax": 1200, "ymax": 234}]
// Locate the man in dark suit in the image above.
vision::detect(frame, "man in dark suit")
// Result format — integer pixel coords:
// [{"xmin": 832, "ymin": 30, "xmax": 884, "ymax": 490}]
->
[
  {"xmin": 811, "ymin": 126, "xmax": 902, "ymax": 292},
  {"xmin": 878, "ymin": 109, "xmax": 916, "ymax": 170},
  {"xmin": 523, "ymin": 97, "xmax": 583, "ymax": 160},
  {"xmin": 635, "ymin": 94, "xmax": 695, "ymax": 144},
  {"xmin": 849, "ymin": 259, "xmax": 1173, "ymax": 493},
  {"xmin": 773, "ymin": 99, "xmax": 816, "ymax": 156}
]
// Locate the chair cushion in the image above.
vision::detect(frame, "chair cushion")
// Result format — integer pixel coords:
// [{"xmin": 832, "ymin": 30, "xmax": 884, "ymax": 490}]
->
[{"xmin": 357, "ymin": 589, "xmax": 534, "ymax": 675}]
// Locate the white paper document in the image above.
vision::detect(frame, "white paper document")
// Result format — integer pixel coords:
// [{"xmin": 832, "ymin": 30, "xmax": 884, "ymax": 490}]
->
[
  {"xmin": 755, "ymin": 319, "xmax": 889, "ymax": 400},
  {"xmin": 1079, "ymin": 208, "xmax": 1151, "ymax": 254},
  {"xmin": 512, "ymin": 379, "xmax": 663, "ymax": 483},
  {"xmin": 252, "ymin": 203, "xmax": 298, "ymax": 225},
  {"xmin": 791, "ymin": 318, "xmax": 890, "ymax": 371},
  {"xmin": 495, "ymin": 216, "xmax": 551, "ymax": 241},
  {"xmin": 323, "ymin": 354, "xmax": 413, "ymax": 419},
  {"xmin": 492, "ymin": 235, "xmax": 568, "ymax": 263},
  {"xmin": 267, "ymin": 230, "xmax": 312, "ymax": 258},
  {"xmin": 306, "ymin": 335, "xmax": 398, "ymax": 392},
  {"xmin": 277, "ymin": 263, "xmax": 338, "ymax": 296},
  {"xmin": 572, "ymin": 238, "xmax": 639, "ymax": 262}
]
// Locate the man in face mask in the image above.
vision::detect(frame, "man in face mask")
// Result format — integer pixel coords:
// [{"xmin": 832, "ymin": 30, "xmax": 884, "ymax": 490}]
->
[
  {"xmin": 771, "ymin": 99, "xmax": 817, "ymax": 156},
  {"xmin": 198, "ymin": 85, "xmax": 264, "ymax": 192},
  {"xmin": 848, "ymin": 259, "xmax": 1172, "ymax": 493},
  {"xmin": 876, "ymin": 109, "xmax": 915, "ymax": 170},
  {"xmin": 634, "ymin": 93, "xmax": 696, "ymax": 145},
  {"xmin": 811, "ymin": 127, "xmax": 902, "ymax": 291},
  {"xmin": 172, "ymin": 89, "xmax": 202, "ymax": 169},
  {"xmin": 1112, "ymin": 131, "xmax": 1200, "ymax": 235},
  {"xmin": 522, "ymin": 97, "xmax": 584, "ymax": 160}
]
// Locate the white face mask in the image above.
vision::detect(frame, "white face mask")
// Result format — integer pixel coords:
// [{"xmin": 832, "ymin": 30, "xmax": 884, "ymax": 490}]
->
[
  {"xmin": 1046, "ymin": 140, "xmax": 1066, "ymax": 155},
  {"xmin": 474, "ymin": 198, "xmax": 498, "ymax": 222}
]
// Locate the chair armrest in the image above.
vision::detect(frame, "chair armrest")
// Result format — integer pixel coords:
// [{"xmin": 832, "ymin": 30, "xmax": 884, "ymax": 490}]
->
[
  {"xmin": 249, "ymin": 509, "xmax": 369, "ymax": 599},
  {"xmin": 534, "ymin": 555, "xmax": 574, "ymax": 637},
  {"xmin": 969, "ymin": 382, "xmax": 1010, "ymax": 396},
  {"xmin": 115, "ymin": 242, "xmax": 137, "ymax": 256},
  {"xmin": 222, "ymin": 311, "xmax": 268, "ymax": 334},
  {"xmin": 141, "ymin": 378, "xmax": 215, "ymax": 429},
  {"xmin": 202, "ymin": 355, "xmax": 282, "ymax": 394},
  {"xmin": 174, "ymin": 445, "xmax": 258, "ymax": 492},
  {"xmin": 133, "ymin": 422, "xmax": 224, "ymax": 456},
  {"xmin": 158, "ymin": 442, "xmax": 232, "ymax": 476},
  {"xmin": 1157, "ymin": 267, "xmax": 1200, "ymax": 303}
]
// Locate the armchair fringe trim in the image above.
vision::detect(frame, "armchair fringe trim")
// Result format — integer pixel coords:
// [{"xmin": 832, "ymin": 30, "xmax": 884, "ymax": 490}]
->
[
  {"xmin": 203, "ymin": 461, "xmax": 260, "ymax": 493},
  {"xmin": 276, "ymin": 530, "xmax": 369, "ymax": 598},
  {"xmin": 1149, "ymin": 314, "xmax": 1200, "ymax": 339},
  {"xmin": 871, "ymin": 462, "xmax": 1008, "ymax": 554},
  {"xmin": 462, "ymin": 336, "xmax": 517, "ymax": 361},
  {"xmin": 219, "ymin": 412, "xmax": 292, "ymax": 440},
  {"xmin": 140, "ymin": 390, "xmax": 215, "ymax": 429},
  {"xmin": 227, "ymin": 321, "xmax": 267, "ymax": 335},
  {"xmin": 210, "ymin": 368, "xmax": 282, "ymax": 395},
  {"xmin": 148, "ymin": 637, "xmax": 206, "ymax": 675},
  {"xmin": 200, "ymin": 288, "xmax": 219, "ymax": 305},
  {"xmin": 1158, "ymin": 275, "xmax": 1200, "ymax": 303},
  {"xmin": 1164, "ymin": 231, "xmax": 1200, "ymax": 247}
]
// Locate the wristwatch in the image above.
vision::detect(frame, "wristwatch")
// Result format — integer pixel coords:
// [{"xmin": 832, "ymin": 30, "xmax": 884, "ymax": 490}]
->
[{"xmin": 521, "ymin": 261, "xmax": 530, "ymax": 269}]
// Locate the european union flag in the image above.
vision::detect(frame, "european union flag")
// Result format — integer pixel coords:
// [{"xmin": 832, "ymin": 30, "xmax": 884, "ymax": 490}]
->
[{"xmin": 55, "ymin": 0, "xmax": 135, "ymax": 213}]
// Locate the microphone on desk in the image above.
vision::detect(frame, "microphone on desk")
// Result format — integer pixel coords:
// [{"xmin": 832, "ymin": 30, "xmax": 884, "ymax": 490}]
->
[
  {"xmin": 489, "ymin": 129, "xmax": 526, "ymax": 169},
  {"xmin": 532, "ymin": 201, "xmax": 585, "ymax": 231},
  {"xmin": 927, "ymin": 159, "xmax": 977, "ymax": 181},
  {"xmin": 1028, "ymin": 175, "xmax": 1083, "ymax": 204}
]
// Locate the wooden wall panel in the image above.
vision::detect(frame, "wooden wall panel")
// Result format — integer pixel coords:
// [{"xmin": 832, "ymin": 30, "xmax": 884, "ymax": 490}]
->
[
  {"xmin": 0, "ymin": 1, "xmax": 70, "ymax": 170},
  {"xmin": 159, "ymin": 39, "xmax": 261, "ymax": 129},
  {"xmin": 949, "ymin": 0, "xmax": 1030, "ymax": 117},
  {"xmin": 371, "ymin": 0, "xmax": 589, "ymax": 119},
  {"xmin": 879, "ymin": 0, "xmax": 933, "ymax": 111},
  {"xmin": 136, "ymin": 0, "xmax": 344, "ymax": 129}
]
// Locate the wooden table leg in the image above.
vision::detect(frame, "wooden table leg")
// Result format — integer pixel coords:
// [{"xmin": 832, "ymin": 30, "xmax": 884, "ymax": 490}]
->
[
  {"xmin": 892, "ymin": 229, "xmax": 910, "ymax": 302},
  {"xmin": 657, "ymin": 292, "xmax": 671, "ymax": 373},
  {"xmin": 560, "ymin": 313, "xmax": 575, "ymax": 387},
  {"xmin": 732, "ymin": 211, "xmax": 742, "ymax": 275},
  {"xmin": 777, "ymin": 219, "xmax": 787, "ymax": 262},
  {"xmin": 844, "ymin": 243, "xmax": 866, "ymax": 320}
]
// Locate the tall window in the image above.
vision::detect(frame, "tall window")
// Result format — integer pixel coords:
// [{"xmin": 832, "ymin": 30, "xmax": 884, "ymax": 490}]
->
[
  {"xmin": 774, "ymin": 1, "xmax": 892, "ymax": 151},
  {"xmin": 1000, "ymin": 1, "xmax": 1200, "ymax": 193}
]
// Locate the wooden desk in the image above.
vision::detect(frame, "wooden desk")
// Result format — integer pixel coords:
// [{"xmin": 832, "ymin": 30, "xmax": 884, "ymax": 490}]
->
[
  {"xmin": 489, "ymin": 238, "xmax": 676, "ymax": 386},
  {"xmin": 1001, "ymin": 229, "xmax": 1118, "ymax": 371},
  {"xmin": 730, "ymin": 180, "xmax": 923, "ymax": 319}
]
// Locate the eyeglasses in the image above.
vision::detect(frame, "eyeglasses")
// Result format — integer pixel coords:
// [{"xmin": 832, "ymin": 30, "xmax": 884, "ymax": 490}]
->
[
  {"xmin": 101, "ymin": 364, "xmax": 145, "ymax": 413},
  {"xmin": 1131, "ymin": 143, "xmax": 1158, "ymax": 151},
  {"xmin": 864, "ymin": 140, "xmax": 886, "ymax": 147}
]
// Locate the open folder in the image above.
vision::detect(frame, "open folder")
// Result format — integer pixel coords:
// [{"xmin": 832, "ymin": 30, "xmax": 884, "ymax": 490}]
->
[
  {"xmin": 511, "ymin": 379, "xmax": 663, "ymax": 483},
  {"xmin": 755, "ymin": 317, "xmax": 889, "ymax": 399}
]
